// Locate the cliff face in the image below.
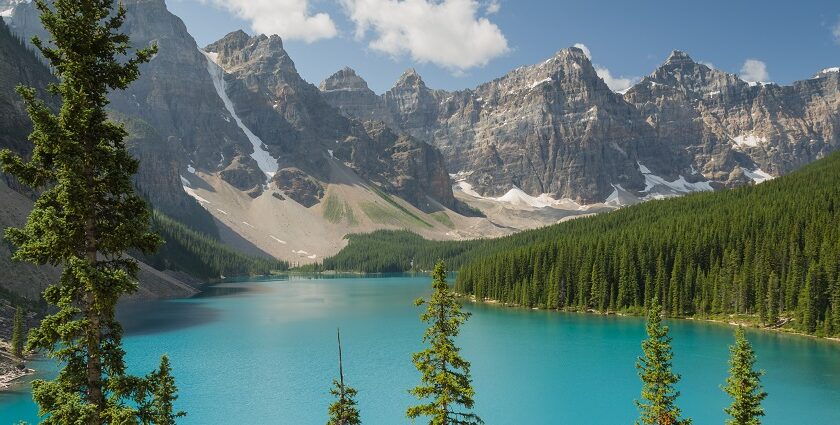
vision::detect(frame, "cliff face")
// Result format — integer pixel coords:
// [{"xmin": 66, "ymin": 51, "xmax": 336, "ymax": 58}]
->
[
  {"xmin": 323, "ymin": 49, "xmax": 663, "ymax": 203},
  {"xmin": 624, "ymin": 51, "xmax": 839, "ymax": 186},
  {"xmin": 0, "ymin": 18, "xmax": 53, "ymax": 157},
  {"xmin": 322, "ymin": 50, "xmax": 840, "ymax": 203},
  {"xmin": 6, "ymin": 2, "xmax": 458, "ymax": 212},
  {"xmin": 204, "ymin": 30, "xmax": 458, "ymax": 211}
]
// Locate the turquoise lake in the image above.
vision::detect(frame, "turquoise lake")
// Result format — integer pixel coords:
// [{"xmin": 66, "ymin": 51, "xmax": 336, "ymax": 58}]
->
[{"xmin": 2, "ymin": 274, "xmax": 839, "ymax": 424}]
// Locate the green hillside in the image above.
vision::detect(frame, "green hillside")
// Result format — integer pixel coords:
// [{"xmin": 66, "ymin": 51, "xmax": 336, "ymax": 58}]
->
[
  {"xmin": 320, "ymin": 151, "xmax": 840, "ymax": 336},
  {"xmin": 138, "ymin": 211, "xmax": 289, "ymax": 280}
]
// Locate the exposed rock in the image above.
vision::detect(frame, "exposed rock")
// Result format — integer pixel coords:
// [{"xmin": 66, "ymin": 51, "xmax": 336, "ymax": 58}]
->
[
  {"xmin": 323, "ymin": 48, "xmax": 653, "ymax": 203},
  {"xmin": 205, "ymin": 30, "xmax": 459, "ymax": 210},
  {"xmin": 322, "ymin": 48, "xmax": 840, "ymax": 203},
  {"xmin": 335, "ymin": 121, "xmax": 455, "ymax": 211},
  {"xmin": 272, "ymin": 168, "xmax": 324, "ymax": 207},
  {"xmin": 319, "ymin": 67, "xmax": 384, "ymax": 122},
  {"xmin": 624, "ymin": 50, "xmax": 839, "ymax": 186},
  {"xmin": 219, "ymin": 154, "xmax": 265, "ymax": 192}
]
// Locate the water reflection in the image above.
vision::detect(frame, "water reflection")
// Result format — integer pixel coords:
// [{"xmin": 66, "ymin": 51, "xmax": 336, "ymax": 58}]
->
[{"xmin": 118, "ymin": 300, "xmax": 221, "ymax": 336}]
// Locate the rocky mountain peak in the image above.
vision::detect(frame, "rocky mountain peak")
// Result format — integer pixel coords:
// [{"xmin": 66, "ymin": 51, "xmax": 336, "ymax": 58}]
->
[
  {"xmin": 560, "ymin": 46, "xmax": 590, "ymax": 61},
  {"xmin": 664, "ymin": 50, "xmax": 695, "ymax": 66},
  {"xmin": 214, "ymin": 29, "xmax": 251, "ymax": 50},
  {"xmin": 319, "ymin": 67, "xmax": 371, "ymax": 92},
  {"xmin": 814, "ymin": 67, "xmax": 840, "ymax": 79},
  {"xmin": 205, "ymin": 31, "xmax": 296, "ymax": 75},
  {"xmin": 394, "ymin": 68, "xmax": 426, "ymax": 89},
  {"xmin": 627, "ymin": 49, "xmax": 745, "ymax": 97}
]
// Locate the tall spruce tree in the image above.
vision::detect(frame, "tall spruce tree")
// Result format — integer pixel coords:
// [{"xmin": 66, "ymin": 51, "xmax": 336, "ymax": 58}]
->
[
  {"xmin": 722, "ymin": 327, "xmax": 766, "ymax": 425},
  {"xmin": 635, "ymin": 299, "xmax": 691, "ymax": 425},
  {"xmin": 407, "ymin": 261, "xmax": 482, "ymax": 425},
  {"xmin": 11, "ymin": 306, "xmax": 25, "ymax": 359},
  {"xmin": 0, "ymin": 1, "xmax": 180, "ymax": 423},
  {"xmin": 327, "ymin": 329, "xmax": 361, "ymax": 425}
]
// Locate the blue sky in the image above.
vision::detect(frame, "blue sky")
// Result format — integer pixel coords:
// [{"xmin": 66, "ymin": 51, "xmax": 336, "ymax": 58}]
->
[{"xmin": 169, "ymin": 0, "xmax": 840, "ymax": 94}]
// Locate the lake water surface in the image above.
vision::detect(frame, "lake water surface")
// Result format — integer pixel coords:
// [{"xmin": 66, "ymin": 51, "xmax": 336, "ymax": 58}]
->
[{"xmin": 2, "ymin": 275, "xmax": 839, "ymax": 424}]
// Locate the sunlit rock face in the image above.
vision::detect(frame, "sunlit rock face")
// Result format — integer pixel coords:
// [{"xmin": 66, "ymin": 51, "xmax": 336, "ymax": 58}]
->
[{"xmin": 323, "ymin": 49, "xmax": 840, "ymax": 204}]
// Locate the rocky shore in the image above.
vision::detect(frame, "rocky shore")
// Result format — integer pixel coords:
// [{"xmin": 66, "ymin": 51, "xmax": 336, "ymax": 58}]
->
[{"xmin": 0, "ymin": 340, "xmax": 33, "ymax": 390}]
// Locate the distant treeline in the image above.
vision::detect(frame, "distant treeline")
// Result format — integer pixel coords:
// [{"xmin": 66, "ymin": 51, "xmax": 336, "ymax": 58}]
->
[
  {"xmin": 319, "ymin": 151, "xmax": 840, "ymax": 336},
  {"xmin": 139, "ymin": 211, "xmax": 289, "ymax": 279}
]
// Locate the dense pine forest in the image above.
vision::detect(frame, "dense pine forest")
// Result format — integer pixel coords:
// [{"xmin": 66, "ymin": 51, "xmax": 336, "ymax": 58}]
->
[
  {"xmin": 321, "ymin": 151, "xmax": 840, "ymax": 336},
  {"xmin": 140, "ymin": 211, "xmax": 289, "ymax": 279}
]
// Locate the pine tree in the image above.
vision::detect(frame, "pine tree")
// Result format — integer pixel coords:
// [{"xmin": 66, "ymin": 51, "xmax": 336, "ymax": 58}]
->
[
  {"xmin": 723, "ymin": 327, "xmax": 766, "ymax": 425},
  {"xmin": 635, "ymin": 299, "xmax": 691, "ymax": 425},
  {"xmin": 11, "ymin": 306, "xmax": 24, "ymax": 359},
  {"xmin": 799, "ymin": 264, "xmax": 819, "ymax": 333},
  {"xmin": 328, "ymin": 329, "xmax": 361, "ymax": 425},
  {"xmin": 833, "ymin": 277, "xmax": 840, "ymax": 336},
  {"xmin": 765, "ymin": 272, "xmax": 779, "ymax": 325},
  {"xmin": 0, "ymin": 1, "xmax": 176, "ymax": 423},
  {"xmin": 407, "ymin": 261, "xmax": 482, "ymax": 425},
  {"xmin": 137, "ymin": 356, "xmax": 186, "ymax": 425}
]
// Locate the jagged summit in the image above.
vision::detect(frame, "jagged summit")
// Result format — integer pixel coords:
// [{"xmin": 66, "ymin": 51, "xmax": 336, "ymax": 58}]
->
[
  {"xmin": 664, "ymin": 50, "xmax": 694, "ymax": 65},
  {"xmin": 394, "ymin": 68, "xmax": 426, "ymax": 88},
  {"xmin": 319, "ymin": 66, "xmax": 371, "ymax": 92},
  {"xmin": 561, "ymin": 46, "xmax": 590, "ymax": 60},
  {"xmin": 205, "ymin": 31, "xmax": 285, "ymax": 56},
  {"xmin": 205, "ymin": 29, "xmax": 251, "ymax": 53},
  {"xmin": 814, "ymin": 67, "xmax": 840, "ymax": 78}
]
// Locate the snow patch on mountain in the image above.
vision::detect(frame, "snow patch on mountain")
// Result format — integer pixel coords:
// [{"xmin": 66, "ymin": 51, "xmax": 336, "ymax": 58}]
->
[
  {"xmin": 201, "ymin": 50, "xmax": 277, "ymax": 179},
  {"xmin": 183, "ymin": 186, "xmax": 210, "ymax": 204},
  {"xmin": 815, "ymin": 67, "xmax": 839, "ymax": 78},
  {"xmin": 638, "ymin": 161, "xmax": 713, "ymax": 194},
  {"xmin": 643, "ymin": 174, "xmax": 713, "ymax": 193},
  {"xmin": 732, "ymin": 134, "xmax": 767, "ymax": 148},
  {"xmin": 454, "ymin": 178, "xmax": 583, "ymax": 210},
  {"xmin": 743, "ymin": 168, "xmax": 774, "ymax": 183}
]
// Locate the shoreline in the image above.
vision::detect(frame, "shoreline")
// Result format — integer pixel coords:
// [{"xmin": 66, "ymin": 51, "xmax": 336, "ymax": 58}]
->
[
  {"xmin": 0, "ymin": 340, "xmax": 35, "ymax": 392},
  {"xmin": 462, "ymin": 295, "xmax": 840, "ymax": 343},
  {"xmin": 0, "ymin": 366, "xmax": 34, "ymax": 391}
]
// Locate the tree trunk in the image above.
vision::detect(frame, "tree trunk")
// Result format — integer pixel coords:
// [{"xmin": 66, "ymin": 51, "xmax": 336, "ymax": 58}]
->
[{"xmin": 85, "ymin": 216, "xmax": 104, "ymax": 424}]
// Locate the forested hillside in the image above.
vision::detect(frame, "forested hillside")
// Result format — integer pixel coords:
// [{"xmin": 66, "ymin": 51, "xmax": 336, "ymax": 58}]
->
[
  {"xmin": 321, "ymin": 151, "xmax": 840, "ymax": 336},
  {"xmin": 139, "ymin": 212, "xmax": 289, "ymax": 280}
]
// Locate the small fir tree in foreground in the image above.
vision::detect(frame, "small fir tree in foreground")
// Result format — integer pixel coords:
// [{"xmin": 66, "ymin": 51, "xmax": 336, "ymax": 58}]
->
[
  {"xmin": 11, "ymin": 306, "xmax": 25, "ymax": 359},
  {"xmin": 327, "ymin": 329, "xmax": 361, "ymax": 425},
  {"xmin": 407, "ymin": 261, "xmax": 482, "ymax": 425},
  {"xmin": 135, "ymin": 355, "xmax": 186, "ymax": 425},
  {"xmin": 722, "ymin": 327, "xmax": 767, "ymax": 425},
  {"xmin": 635, "ymin": 299, "xmax": 691, "ymax": 425}
]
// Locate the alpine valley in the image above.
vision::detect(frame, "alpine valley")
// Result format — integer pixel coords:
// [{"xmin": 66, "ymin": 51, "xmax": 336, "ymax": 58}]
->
[
  {"xmin": 2, "ymin": 1, "xmax": 840, "ymax": 424},
  {"xmin": 1, "ymin": 0, "xmax": 838, "ymax": 302}
]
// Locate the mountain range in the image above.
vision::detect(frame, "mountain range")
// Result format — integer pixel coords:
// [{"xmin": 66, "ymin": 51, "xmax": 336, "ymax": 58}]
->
[{"xmin": 1, "ymin": 0, "xmax": 838, "ymax": 294}]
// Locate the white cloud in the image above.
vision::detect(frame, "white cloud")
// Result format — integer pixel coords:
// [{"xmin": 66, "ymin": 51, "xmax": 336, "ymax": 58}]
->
[
  {"xmin": 833, "ymin": 17, "xmax": 840, "ymax": 44},
  {"xmin": 201, "ymin": 0, "xmax": 337, "ymax": 43},
  {"xmin": 574, "ymin": 43, "xmax": 637, "ymax": 92},
  {"xmin": 740, "ymin": 59, "xmax": 770, "ymax": 83},
  {"xmin": 595, "ymin": 66, "xmax": 635, "ymax": 92},
  {"xmin": 573, "ymin": 43, "xmax": 591, "ymax": 60},
  {"xmin": 486, "ymin": 1, "xmax": 501, "ymax": 14},
  {"xmin": 341, "ymin": 0, "xmax": 509, "ymax": 71},
  {"xmin": 699, "ymin": 61, "xmax": 716, "ymax": 70}
]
